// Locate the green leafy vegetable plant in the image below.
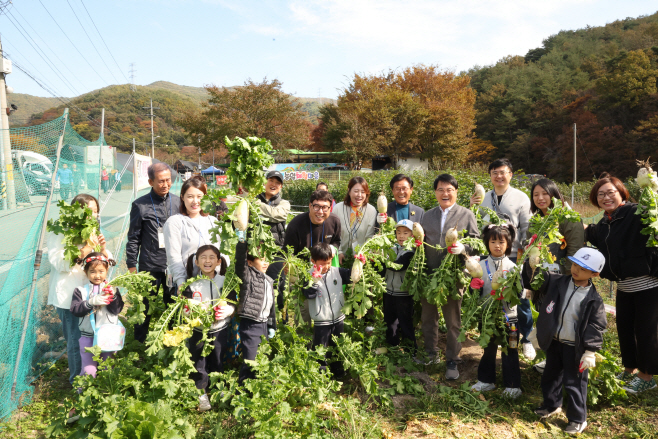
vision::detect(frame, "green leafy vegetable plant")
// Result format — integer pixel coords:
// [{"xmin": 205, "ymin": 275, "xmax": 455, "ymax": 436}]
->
[{"xmin": 46, "ymin": 200, "xmax": 101, "ymax": 267}]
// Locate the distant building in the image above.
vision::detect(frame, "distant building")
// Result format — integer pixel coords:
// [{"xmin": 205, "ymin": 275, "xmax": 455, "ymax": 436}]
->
[{"xmin": 173, "ymin": 159, "xmax": 201, "ymax": 174}]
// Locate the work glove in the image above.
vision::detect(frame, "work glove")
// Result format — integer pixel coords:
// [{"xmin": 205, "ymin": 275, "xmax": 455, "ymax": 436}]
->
[
  {"xmin": 470, "ymin": 278, "xmax": 485, "ymax": 290},
  {"xmin": 447, "ymin": 241, "xmax": 465, "ymax": 255},
  {"xmin": 236, "ymin": 230, "xmax": 246, "ymax": 243},
  {"xmin": 579, "ymin": 350, "xmax": 596, "ymax": 373},
  {"xmin": 376, "ymin": 213, "xmax": 388, "ymax": 224},
  {"xmin": 310, "ymin": 265, "xmax": 323, "ymax": 285},
  {"xmin": 88, "ymin": 294, "xmax": 111, "ymax": 307},
  {"xmin": 214, "ymin": 304, "xmax": 233, "ymax": 321},
  {"xmin": 267, "ymin": 328, "xmax": 276, "ymax": 340},
  {"xmin": 527, "ymin": 328, "xmax": 540, "ymax": 350}
]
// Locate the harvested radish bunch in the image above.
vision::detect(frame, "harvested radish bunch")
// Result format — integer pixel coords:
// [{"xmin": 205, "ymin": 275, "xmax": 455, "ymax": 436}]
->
[
  {"xmin": 635, "ymin": 158, "xmax": 658, "ymax": 248},
  {"xmin": 47, "ymin": 200, "xmax": 102, "ymax": 267}
]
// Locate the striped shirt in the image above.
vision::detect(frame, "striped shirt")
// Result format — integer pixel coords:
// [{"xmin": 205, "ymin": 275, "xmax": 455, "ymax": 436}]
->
[{"xmin": 617, "ymin": 276, "xmax": 658, "ymax": 293}]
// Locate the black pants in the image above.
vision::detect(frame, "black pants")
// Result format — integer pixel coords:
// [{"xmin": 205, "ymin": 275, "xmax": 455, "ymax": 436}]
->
[
  {"xmin": 542, "ymin": 341, "xmax": 588, "ymax": 423},
  {"xmin": 133, "ymin": 271, "xmax": 176, "ymax": 343},
  {"xmin": 188, "ymin": 327, "xmax": 229, "ymax": 390},
  {"xmin": 616, "ymin": 287, "xmax": 658, "ymax": 375},
  {"xmin": 265, "ymin": 260, "xmax": 286, "ymax": 311},
  {"xmin": 238, "ymin": 318, "xmax": 268, "ymax": 383},
  {"xmin": 383, "ymin": 294, "xmax": 417, "ymax": 353},
  {"xmin": 478, "ymin": 337, "xmax": 521, "ymax": 388},
  {"xmin": 312, "ymin": 321, "xmax": 345, "ymax": 376}
]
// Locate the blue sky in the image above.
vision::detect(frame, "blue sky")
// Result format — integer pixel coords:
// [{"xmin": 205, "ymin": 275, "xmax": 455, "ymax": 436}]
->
[{"xmin": 1, "ymin": 0, "xmax": 657, "ymax": 101}]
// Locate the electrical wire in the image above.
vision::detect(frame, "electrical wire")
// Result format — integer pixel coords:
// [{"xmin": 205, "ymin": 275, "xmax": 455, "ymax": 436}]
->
[
  {"xmin": 79, "ymin": 0, "xmax": 130, "ymax": 83},
  {"xmin": 65, "ymin": 0, "xmax": 120, "ymax": 84},
  {"xmin": 2, "ymin": 13, "xmax": 82, "ymax": 96},
  {"xmin": 10, "ymin": 4, "xmax": 91, "ymax": 92},
  {"xmin": 37, "ymin": 0, "xmax": 111, "ymax": 87},
  {"xmin": 576, "ymin": 133, "xmax": 597, "ymax": 180}
]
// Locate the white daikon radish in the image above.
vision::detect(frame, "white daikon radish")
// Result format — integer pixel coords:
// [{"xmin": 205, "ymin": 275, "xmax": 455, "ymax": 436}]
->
[
  {"xmin": 527, "ymin": 246, "xmax": 541, "ymax": 269},
  {"xmin": 412, "ymin": 222, "xmax": 424, "ymax": 240},
  {"xmin": 233, "ymin": 199, "xmax": 250, "ymax": 231},
  {"xmin": 445, "ymin": 227, "xmax": 459, "ymax": 248},
  {"xmin": 377, "ymin": 193, "xmax": 388, "ymax": 214},
  {"xmin": 464, "ymin": 256, "xmax": 483, "ymax": 278},
  {"xmin": 473, "ymin": 184, "xmax": 485, "ymax": 204},
  {"xmin": 351, "ymin": 259, "xmax": 363, "ymax": 283}
]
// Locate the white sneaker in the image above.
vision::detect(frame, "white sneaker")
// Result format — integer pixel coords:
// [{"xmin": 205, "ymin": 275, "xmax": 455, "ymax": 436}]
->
[
  {"xmin": 471, "ymin": 381, "xmax": 495, "ymax": 392},
  {"xmin": 503, "ymin": 387, "xmax": 523, "ymax": 399},
  {"xmin": 198, "ymin": 394, "xmax": 211, "ymax": 412},
  {"xmin": 522, "ymin": 342, "xmax": 537, "ymax": 361},
  {"xmin": 533, "ymin": 359, "xmax": 546, "ymax": 374}
]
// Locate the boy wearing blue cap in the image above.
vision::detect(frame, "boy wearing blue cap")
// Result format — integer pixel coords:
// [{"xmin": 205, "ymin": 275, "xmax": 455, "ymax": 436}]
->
[
  {"xmin": 522, "ymin": 247, "xmax": 608, "ymax": 435},
  {"xmin": 382, "ymin": 220, "xmax": 418, "ymax": 353}
]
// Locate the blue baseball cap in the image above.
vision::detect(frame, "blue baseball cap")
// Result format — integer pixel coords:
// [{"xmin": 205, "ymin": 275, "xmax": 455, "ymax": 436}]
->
[
  {"xmin": 568, "ymin": 247, "xmax": 605, "ymax": 273},
  {"xmin": 396, "ymin": 219, "xmax": 414, "ymax": 232}
]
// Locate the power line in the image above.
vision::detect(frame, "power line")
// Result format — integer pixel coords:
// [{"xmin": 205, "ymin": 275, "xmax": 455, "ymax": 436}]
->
[
  {"xmin": 79, "ymin": 0, "xmax": 130, "ymax": 83},
  {"xmin": 2, "ymin": 12, "xmax": 82, "ymax": 96},
  {"xmin": 65, "ymin": 0, "xmax": 120, "ymax": 84},
  {"xmin": 10, "ymin": 5, "xmax": 90, "ymax": 92},
  {"xmin": 37, "ymin": 0, "xmax": 111, "ymax": 87}
]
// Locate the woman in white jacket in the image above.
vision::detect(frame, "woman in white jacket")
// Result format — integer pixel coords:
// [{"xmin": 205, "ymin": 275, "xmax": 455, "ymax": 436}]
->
[
  {"xmin": 164, "ymin": 176, "xmax": 223, "ymax": 291},
  {"xmin": 47, "ymin": 193, "xmax": 112, "ymax": 386},
  {"xmin": 335, "ymin": 176, "xmax": 377, "ymax": 265}
]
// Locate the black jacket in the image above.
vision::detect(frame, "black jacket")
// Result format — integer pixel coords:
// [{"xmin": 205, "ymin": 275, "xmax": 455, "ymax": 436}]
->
[
  {"xmin": 585, "ymin": 203, "xmax": 658, "ymax": 281},
  {"xmin": 234, "ymin": 242, "xmax": 276, "ymax": 329},
  {"xmin": 522, "ymin": 262, "xmax": 607, "ymax": 360},
  {"xmin": 126, "ymin": 189, "xmax": 181, "ymax": 272},
  {"xmin": 257, "ymin": 192, "xmax": 286, "ymax": 247}
]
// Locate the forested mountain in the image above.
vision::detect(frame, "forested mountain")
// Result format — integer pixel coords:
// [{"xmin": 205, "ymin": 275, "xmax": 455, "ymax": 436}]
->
[{"xmin": 468, "ymin": 12, "xmax": 658, "ymax": 181}]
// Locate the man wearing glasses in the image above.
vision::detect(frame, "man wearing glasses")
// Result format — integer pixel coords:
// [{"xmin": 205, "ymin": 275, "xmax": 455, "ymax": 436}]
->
[
  {"xmin": 470, "ymin": 158, "xmax": 535, "ymax": 361},
  {"xmin": 283, "ymin": 190, "xmax": 342, "ymax": 321},
  {"xmin": 420, "ymin": 174, "xmax": 479, "ymax": 377}
]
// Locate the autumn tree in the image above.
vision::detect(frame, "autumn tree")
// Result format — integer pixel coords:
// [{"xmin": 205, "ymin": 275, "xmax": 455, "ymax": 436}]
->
[
  {"xmin": 179, "ymin": 78, "xmax": 311, "ymax": 155},
  {"xmin": 320, "ymin": 66, "xmax": 476, "ymax": 167}
]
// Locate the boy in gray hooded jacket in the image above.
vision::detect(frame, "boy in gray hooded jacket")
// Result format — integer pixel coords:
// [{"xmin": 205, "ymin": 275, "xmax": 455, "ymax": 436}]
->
[{"xmin": 303, "ymin": 242, "xmax": 352, "ymax": 377}]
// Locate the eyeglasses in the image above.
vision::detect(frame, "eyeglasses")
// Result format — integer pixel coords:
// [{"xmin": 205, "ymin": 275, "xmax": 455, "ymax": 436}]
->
[
  {"xmin": 597, "ymin": 190, "xmax": 619, "ymax": 199},
  {"xmin": 490, "ymin": 171, "xmax": 510, "ymax": 177},
  {"xmin": 393, "ymin": 186, "xmax": 410, "ymax": 192},
  {"xmin": 312, "ymin": 204, "xmax": 331, "ymax": 212},
  {"xmin": 436, "ymin": 188, "xmax": 456, "ymax": 194}
]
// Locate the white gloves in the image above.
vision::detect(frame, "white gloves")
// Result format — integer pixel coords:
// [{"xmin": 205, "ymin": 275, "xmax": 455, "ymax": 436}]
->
[
  {"xmin": 579, "ymin": 350, "xmax": 596, "ymax": 372},
  {"xmin": 267, "ymin": 328, "xmax": 276, "ymax": 339},
  {"xmin": 448, "ymin": 241, "xmax": 465, "ymax": 255},
  {"xmin": 330, "ymin": 245, "xmax": 337, "ymax": 258},
  {"xmin": 88, "ymin": 294, "xmax": 111, "ymax": 307},
  {"xmin": 214, "ymin": 304, "xmax": 234, "ymax": 321},
  {"xmin": 376, "ymin": 213, "xmax": 388, "ymax": 224},
  {"xmin": 527, "ymin": 328, "xmax": 540, "ymax": 349}
]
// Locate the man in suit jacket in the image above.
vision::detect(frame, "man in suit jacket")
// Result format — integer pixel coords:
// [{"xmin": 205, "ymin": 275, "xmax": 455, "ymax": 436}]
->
[
  {"xmin": 419, "ymin": 174, "xmax": 479, "ymax": 379},
  {"xmin": 375, "ymin": 174, "xmax": 425, "ymax": 229}
]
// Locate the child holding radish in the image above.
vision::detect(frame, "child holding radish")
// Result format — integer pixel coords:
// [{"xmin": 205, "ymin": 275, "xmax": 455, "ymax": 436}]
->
[
  {"xmin": 470, "ymin": 224, "xmax": 523, "ymax": 399},
  {"xmin": 303, "ymin": 242, "xmax": 353, "ymax": 378},
  {"xmin": 382, "ymin": 220, "xmax": 418, "ymax": 353},
  {"xmin": 235, "ymin": 235, "xmax": 277, "ymax": 384},
  {"xmin": 70, "ymin": 253, "xmax": 124, "ymax": 380},
  {"xmin": 522, "ymin": 247, "xmax": 607, "ymax": 435},
  {"xmin": 182, "ymin": 244, "xmax": 236, "ymax": 412}
]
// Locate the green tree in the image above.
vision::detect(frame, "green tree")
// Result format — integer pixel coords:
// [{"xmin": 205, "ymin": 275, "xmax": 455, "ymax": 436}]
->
[{"xmin": 596, "ymin": 49, "xmax": 658, "ymax": 108}]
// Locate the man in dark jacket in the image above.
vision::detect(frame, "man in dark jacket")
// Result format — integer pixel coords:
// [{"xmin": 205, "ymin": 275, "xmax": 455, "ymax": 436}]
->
[
  {"xmin": 126, "ymin": 163, "xmax": 181, "ymax": 343},
  {"xmin": 523, "ymin": 247, "xmax": 607, "ymax": 436},
  {"xmin": 375, "ymin": 174, "xmax": 425, "ymax": 230},
  {"xmin": 258, "ymin": 171, "xmax": 291, "ymax": 309}
]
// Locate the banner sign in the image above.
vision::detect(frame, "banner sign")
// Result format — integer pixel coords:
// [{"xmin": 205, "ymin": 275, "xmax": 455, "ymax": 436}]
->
[
  {"xmin": 216, "ymin": 175, "xmax": 228, "ymax": 185},
  {"xmin": 269, "ymin": 163, "xmax": 337, "ymax": 172},
  {"xmin": 283, "ymin": 171, "xmax": 320, "ymax": 181},
  {"xmin": 133, "ymin": 153, "xmax": 152, "ymax": 191}
]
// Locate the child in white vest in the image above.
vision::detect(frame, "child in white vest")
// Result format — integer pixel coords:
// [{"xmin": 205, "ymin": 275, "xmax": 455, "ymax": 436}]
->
[
  {"xmin": 182, "ymin": 244, "xmax": 235, "ymax": 412},
  {"xmin": 303, "ymin": 242, "xmax": 352, "ymax": 378},
  {"xmin": 470, "ymin": 224, "xmax": 523, "ymax": 399}
]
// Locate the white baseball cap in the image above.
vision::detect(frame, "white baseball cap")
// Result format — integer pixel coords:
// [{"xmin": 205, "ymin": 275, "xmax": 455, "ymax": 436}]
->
[
  {"xmin": 396, "ymin": 219, "xmax": 414, "ymax": 232},
  {"xmin": 568, "ymin": 247, "xmax": 605, "ymax": 273}
]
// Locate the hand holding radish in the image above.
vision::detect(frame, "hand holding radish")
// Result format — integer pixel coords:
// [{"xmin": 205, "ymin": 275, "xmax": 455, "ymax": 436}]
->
[{"xmin": 447, "ymin": 241, "xmax": 465, "ymax": 255}]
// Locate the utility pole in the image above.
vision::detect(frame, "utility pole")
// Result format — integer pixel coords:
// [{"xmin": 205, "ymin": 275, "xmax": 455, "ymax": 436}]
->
[
  {"xmin": 129, "ymin": 63, "xmax": 136, "ymax": 92},
  {"xmin": 572, "ymin": 123, "xmax": 576, "ymax": 207},
  {"xmin": 143, "ymin": 99, "xmax": 159, "ymax": 159},
  {"xmin": 132, "ymin": 138, "xmax": 138, "ymax": 199},
  {"xmin": 98, "ymin": 108, "xmax": 104, "ymax": 199},
  {"xmin": 0, "ymin": 37, "xmax": 16, "ymax": 210}
]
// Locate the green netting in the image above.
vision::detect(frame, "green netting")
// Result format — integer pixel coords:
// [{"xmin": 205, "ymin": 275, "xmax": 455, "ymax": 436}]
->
[{"xmin": 0, "ymin": 111, "xmax": 158, "ymax": 421}]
